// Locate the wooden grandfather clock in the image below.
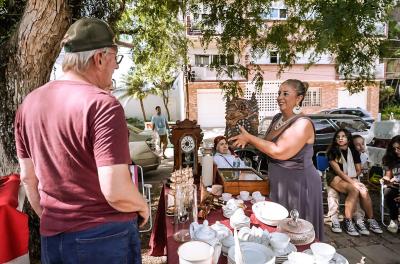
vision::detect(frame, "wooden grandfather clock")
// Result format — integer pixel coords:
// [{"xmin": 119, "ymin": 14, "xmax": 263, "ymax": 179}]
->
[{"xmin": 170, "ymin": 119, "xmax": 203, "ymax": 178}]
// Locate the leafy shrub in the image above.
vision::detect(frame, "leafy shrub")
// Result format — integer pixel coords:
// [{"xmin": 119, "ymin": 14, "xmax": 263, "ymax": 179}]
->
[
  {"xmin": 381, "ymin": 104, "xmax": 400, "ymax": 120},
  {"xmin": 126, "ymin": 117, "xmax": 145, "ymax": 130}
]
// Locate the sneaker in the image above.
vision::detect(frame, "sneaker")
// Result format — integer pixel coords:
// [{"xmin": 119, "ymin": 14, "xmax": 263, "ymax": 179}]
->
[
  {"xmin": 354, "ymin": 219, "xmax": 370, "ymax": 235},
  {"xmin": 343, "ymin": 219, "xmax": 359, "ymax": 236},
  {"xmin": 367, "ymin": 219, "xmax": 383, "ymax": 234},
  {"xmin": 331, "ymin": 218, "xmax": 342, "ymax": 233},
  {"xmin": 387, "ymin": 220, "xmax": 398, "ymax": 234}
]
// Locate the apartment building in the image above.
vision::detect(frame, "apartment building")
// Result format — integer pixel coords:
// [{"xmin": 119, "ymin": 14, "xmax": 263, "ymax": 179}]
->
[{"xmin": 185, "ymin": 1, "xmax": 386, "ymax": 128}]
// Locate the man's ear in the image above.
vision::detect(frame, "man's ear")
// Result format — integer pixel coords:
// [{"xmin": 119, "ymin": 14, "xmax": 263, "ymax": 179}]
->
[{"xmin": 92, "ymin": 52, "xmax": 103, "ymax": 68}]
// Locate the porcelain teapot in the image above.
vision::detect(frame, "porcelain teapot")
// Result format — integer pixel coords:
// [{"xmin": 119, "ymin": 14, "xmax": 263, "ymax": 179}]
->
[{"xmin": 190, "ymin": 220, "xmax": 222, "ymax": 264}]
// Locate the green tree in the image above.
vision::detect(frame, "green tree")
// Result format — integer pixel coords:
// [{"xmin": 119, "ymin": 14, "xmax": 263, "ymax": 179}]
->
[
  {"xmin": 153, "ymin": 75, "xmax": 177, "ymax": 120},
  {"xmin": 192, "ymin": 0, "xmax": 395, "ymax": 93},
  {"xmin": 117, "ymin": 0, "xmax": 188, "ymax": 118},
  {"xmin": 119, "ymin": 70, "xmax": 154, "ymax": 121}
]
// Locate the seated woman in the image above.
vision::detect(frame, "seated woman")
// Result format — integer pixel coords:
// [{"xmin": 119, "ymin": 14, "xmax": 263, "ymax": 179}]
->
[
  {"xmin": 326, "ymin": 129, "xmax": 382, "ymax": 236},
  {"xmin": 382, "ymin": 135, "xmax": 400, "ymax": 233},
  {"xmin": 213, "ymin": 136, "xmax": 246, "ymax": 168}
]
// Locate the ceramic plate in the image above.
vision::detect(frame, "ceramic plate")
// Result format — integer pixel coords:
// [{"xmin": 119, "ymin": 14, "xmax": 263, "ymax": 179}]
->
[
  {"xmin": 273, "ymin": 242, "xmax": 297, "ymax": 256},
  {"xmin": 302, "ymin": 249, "xmax": 349, "ymax": 264},
  {"xmin": 252, "ymin": 201, "xmax": 289, "ymax": 226},
  {"xmin": 228, "ymin": 242, "xmax": 276, "ymax": 264}
]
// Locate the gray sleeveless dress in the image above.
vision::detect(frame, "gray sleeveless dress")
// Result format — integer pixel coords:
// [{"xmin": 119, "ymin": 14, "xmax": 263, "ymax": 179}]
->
[{"xmin": 266, "ymin": 114, "xmax": 325, "ymax": 241}]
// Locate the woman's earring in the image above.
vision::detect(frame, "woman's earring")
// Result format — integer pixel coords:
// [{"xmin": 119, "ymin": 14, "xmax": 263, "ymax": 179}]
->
[{"xmin": 293, "ymin": 105, "xmax": 301, "ymax": 114}]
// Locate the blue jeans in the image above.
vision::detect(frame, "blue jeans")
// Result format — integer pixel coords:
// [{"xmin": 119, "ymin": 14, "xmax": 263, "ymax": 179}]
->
[{"xmin": 41, "ymin": 219, "xmax": 141, "ymax": 264}]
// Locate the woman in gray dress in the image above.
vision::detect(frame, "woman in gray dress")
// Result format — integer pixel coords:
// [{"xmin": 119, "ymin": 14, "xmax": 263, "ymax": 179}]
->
[{"xmin": 229, "ymin": 79, "xmax": 324, "ymax": 241}]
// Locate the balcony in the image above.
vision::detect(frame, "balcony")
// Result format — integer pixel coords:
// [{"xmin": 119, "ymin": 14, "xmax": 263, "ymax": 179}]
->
[{"xmin": 190, "ymin": 66, "xmax": 244, "ymax": 81}]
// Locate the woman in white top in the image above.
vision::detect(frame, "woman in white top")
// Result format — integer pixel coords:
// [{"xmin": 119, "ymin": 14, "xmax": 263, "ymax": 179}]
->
[{"xmin": 213, "ymin": 136, "xmax": 246, "ymax": 168}]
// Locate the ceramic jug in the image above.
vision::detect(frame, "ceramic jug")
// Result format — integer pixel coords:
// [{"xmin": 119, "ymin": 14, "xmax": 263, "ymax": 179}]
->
[{"xmin": 189, "ymin": 220, "xmax": 222, "ymax": 264}]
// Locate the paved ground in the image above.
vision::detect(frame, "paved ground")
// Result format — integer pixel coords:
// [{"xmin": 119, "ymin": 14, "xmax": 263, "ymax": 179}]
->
[{"xmin": 140, "ymin": 148, "xmax": 400, "ymax": 264}]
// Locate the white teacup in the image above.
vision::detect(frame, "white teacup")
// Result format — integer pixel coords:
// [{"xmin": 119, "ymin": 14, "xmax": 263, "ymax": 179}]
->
[
  {"xmin": 239, "ymin": 191, "xmax": 249, "ymax": 200},
  {"xmin": 287, "ymin": 252, "xmax": 314, "ymax": 264},
  {"xmin": 211, "ymin": 185, "xmax": 223, "ymax": 196},
  {"xmin": 310, "ymin": 242, "xmax": 336, "ymax": 264},
  {"xmin": 178, "ymin": 240, "xmax": 214, "ymax": 264},
  {"xmin": 269, "ymin": 232, "xmax": 290, "ymax": 252},
  {"xmin": 222, "ymin": 192, "xmax": 232, "ymax": 201},
  {"xmin": 252, "ymin": 191, "xmax": 262, "ymax": 199}
]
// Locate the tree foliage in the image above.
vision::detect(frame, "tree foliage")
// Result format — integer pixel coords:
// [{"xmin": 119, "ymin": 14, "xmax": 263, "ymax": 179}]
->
[
  {"xmin": 191, "ymin": 0, "xmax": 395, "ymax": 93},
  {"xmin": 119, "ymin": 70, "xmax": 154, "ymax": 121},
  {"xmin": 117, "ymin": 0, "xmax": 187, "ymax": 117}
]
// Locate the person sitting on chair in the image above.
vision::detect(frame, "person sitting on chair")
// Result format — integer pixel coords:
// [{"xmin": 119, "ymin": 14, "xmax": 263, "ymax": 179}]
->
[
  {"xmin": 382, "ymin": 135, "xmax": 400, "ymax": 233},
  {"xmin": 213, "ymin": 136, "xmax": 246, "ymax": 169},
  {"xmin": 326, "ymin": 129, "xmax": 382, "ymax": 236}
]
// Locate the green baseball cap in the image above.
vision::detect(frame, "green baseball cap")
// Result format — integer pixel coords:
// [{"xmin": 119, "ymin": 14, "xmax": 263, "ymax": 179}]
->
[{"xmin": 62, "ymin": 17, "xmax": 133, "ymax": 52}]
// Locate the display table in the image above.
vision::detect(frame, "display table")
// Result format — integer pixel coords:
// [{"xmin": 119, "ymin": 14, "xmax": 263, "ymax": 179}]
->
[
  {"xmin": 0, "ymin": 174, "xmax": 29, "ymax": 263},
  {"xmin": 149, "ymin": 185, "xmax": 314, "ymax": 263}
]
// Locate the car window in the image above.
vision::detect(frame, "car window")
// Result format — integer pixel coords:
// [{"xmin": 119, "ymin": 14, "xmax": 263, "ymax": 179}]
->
[
  {"xmin": 355, "ymin": 110, "xmax": 365, "ymax": 117},
  {"xmin": 331, "ymin": 110, "xmax": 340, "ymax": 114},
  {"xmin": 312, "ymin": 119, "xmax": 336, "ymax": 134},
  {"xmin": 331, "ymin": 119, "xmax": 369, "ymax": 132}
]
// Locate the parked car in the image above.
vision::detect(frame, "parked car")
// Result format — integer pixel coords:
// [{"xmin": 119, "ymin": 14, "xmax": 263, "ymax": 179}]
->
[
  {"xmin": 236, "ymin": 114, "xmax": 371, "ymax": 171},
  {"xmin": 127, "ymin": 124, "xmax": 161, "ymax": 172},
  {"xmin": 318, "ymin": 107, "xmax": 374, "ymax": 126}
]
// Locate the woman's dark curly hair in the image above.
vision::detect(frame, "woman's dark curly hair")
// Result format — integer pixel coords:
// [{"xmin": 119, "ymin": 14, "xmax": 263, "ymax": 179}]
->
[
  {"xmin": 326, "ymin": 128, "xmax": 354, "ymax": 161},
  {"xmin": 382, "ymin": 135, "xmax": 400, "ymax": 169}
]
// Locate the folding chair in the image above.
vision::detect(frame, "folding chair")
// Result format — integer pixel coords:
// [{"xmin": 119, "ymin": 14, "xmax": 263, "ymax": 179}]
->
[
  {"xmin": 316, "ymin": 151, "xmax": 329, "ymax": 190},
  {"xmin": 130, "ymin": 165, "xmax": 153, "ymax": 233},
  {"xmin": 380, "ymin": 179, "xmax": 391, "ymax": 227},
  {"xmin": 316, "ymin": 151, "xmax": 345, "ymax": 216}
]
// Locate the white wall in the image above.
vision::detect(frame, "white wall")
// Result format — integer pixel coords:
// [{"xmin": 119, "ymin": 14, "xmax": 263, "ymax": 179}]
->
[
  {"xmin": 337, "ymin": 88, "xmax": 367, "ymax": 108},
  {"xmin": 197, "ymin": 89, "xmax": 226, "ymax": 127}
]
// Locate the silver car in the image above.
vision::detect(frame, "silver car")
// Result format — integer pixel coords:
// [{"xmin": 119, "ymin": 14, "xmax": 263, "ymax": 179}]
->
[{"xmin": 128, "ymin": 124, "xmax": 161, "ymax": 172}]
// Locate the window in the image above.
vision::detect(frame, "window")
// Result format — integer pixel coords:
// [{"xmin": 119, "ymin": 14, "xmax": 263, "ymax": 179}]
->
[
  {"xmin": 261, "ymin": 8, "xmax": 288, "ymax": 20},
  {"xmin": 302, "ymin": 88, "xmax": 321, "ymax": 107},
  {"xmin": 279, "ymin": 9, "xmax": 287, "ymax": 19},
  {"xmin": 270, "ymin": 51, "xmax": 278, "ymax": 64},
  {"xmin": 313, "ymin": 120, "xmax": 336, "ymax": 134},
  {"xmin": 195, "ymin": 55, "xmax": 210, "ymax": 67},
  {"xmin": 210, "ymin": 54, "xmax": 235, "ymax": 66},
  {"xmin": 331, "ymin": 119, "xmax": 369, "ymax": 133}
]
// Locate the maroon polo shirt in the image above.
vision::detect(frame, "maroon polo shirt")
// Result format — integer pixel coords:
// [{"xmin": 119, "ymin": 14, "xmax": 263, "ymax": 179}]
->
[{"xmin": 14, "ymin": 80, "xmax": 135, "ymax": 236}]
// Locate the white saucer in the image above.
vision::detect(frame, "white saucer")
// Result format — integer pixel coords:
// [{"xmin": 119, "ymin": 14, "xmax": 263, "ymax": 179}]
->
[
  {"xmin": 236, "ymin": 195, "xmax": 252, "ymax": 201},
  {"xmin": 273, "ymin": 242, "xmax": 297, "ymax": 256},
  {"xmin": 302, "ymin": 249, "xmax": 349, "ymax": 264}
]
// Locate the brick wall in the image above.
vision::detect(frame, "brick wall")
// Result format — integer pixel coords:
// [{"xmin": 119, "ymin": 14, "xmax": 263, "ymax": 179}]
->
[{"xmin": 366, "ymin": 83, "xmax": 380, "ymax": 118}]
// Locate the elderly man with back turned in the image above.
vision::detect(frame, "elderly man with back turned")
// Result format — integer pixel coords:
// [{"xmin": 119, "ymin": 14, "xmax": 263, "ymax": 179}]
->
[{"xmin": 14, "ymin": 18, "xmax": 148, "ymax": 264}]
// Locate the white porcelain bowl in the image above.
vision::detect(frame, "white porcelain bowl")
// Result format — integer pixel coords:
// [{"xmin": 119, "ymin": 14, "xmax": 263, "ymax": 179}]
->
[
  {"xmin": 228, "ymin": 242, "xmax": 275, "ymax": 264},
  {"xmin": 287, "ymin": 252, "xmax": 314, "ymax": 264},
  {"xmin": 310, "ymin": 242, "xmax": 336, "ymax": 263}
]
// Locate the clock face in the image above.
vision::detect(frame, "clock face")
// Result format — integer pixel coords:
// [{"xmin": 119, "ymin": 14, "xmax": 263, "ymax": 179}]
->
[{"xmin": 180, "ymin": 135, "xmax": 195, "ymax": 153}]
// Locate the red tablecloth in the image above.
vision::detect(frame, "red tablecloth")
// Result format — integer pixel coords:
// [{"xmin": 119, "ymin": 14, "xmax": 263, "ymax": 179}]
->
[
  {"xmin": 149, "ymin": 185, "xmax": 313, "ymax": 264},
  {"xmin": 0, "ymin": 174, "xmax": 29, "ymax": 263}
]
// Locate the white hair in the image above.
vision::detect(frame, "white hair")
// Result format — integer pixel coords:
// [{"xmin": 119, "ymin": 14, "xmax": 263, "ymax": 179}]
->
[{"xmin": 62, "ymin": 48, "xmax": 107, "ymax": 74}]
